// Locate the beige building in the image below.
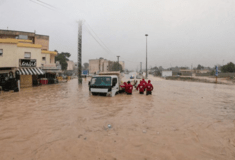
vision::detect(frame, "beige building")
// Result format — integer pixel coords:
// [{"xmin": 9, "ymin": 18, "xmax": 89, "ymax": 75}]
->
[
  {"xmin": 0, "ymin": 30, "xmax": 58, "ymax": 88},
  {"xmin": 194, "ymin": 69, "xmax": 210, "ymax": 73},
  {"xmin": 67, "ymin": 60, "xmax": 75, "ymax": 71},
  {"xmin": 89, "ymin": 58, "xmax": 125, "ymax": 74}
]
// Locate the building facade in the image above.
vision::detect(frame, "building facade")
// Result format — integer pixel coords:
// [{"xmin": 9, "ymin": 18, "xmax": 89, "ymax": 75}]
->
[
  {"xmin": 0, "ymin": 30, "xmax": 59, "ymax": 88},
  {"xmin": 89, "ymin": 58, "xmax": 125, "ymax": 74}
]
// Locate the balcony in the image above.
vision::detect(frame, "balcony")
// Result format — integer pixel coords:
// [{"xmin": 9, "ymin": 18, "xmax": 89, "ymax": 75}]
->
[{"xmin": 41, "ymin": 63, "xmax": 61, "ymax": 70}]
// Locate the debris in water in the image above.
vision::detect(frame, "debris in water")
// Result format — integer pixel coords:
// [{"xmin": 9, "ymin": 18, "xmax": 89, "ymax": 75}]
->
[
  {"xmin": 143, "ymin": 130, "xmax": 146, "ymax": 133},
  {"xmin": 84, "ymin": 137, "xmax": 87, "ymax": 140},
  {"xmin": 157, "ymin": 132, "xmax": 160, "ymax": 134},
  {"xmin": 108, "ymin": 124, "xmax": 112, "ymax": 128}
]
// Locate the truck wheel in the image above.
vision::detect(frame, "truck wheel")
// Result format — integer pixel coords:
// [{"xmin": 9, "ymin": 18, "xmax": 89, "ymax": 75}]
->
[{"xmin": 92, "ymin": 92, "xmax": 97, "ymax": 95}]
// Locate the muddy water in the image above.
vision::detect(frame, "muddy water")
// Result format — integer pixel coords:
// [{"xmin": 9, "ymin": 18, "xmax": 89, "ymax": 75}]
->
[{"xmin": 0, "ymin": 76, "xmax": 235, "ymax": 160}]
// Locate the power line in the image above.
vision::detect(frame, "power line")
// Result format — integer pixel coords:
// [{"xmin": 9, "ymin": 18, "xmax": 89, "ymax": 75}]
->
[
  {"xmin": 36, "ymin": 0, "xmax": 57, "ymax": 9},
  {"xmin": 28, "ymin": 1, "xmax": 139, "ymax": 64},
  {"xmin": 85, "ymin": 22, "xmax": 113, "ymax": 54},
  {"xmin": 84, "ymin": 25, "xmax": 112, "ymax": 56},
  {"xmin": 84, "ymin": 23, "xmax": 139, "ymax": 64},
  {"xmin": 29, "ymin": 0, "xmax": 54, "ymax": 10}
]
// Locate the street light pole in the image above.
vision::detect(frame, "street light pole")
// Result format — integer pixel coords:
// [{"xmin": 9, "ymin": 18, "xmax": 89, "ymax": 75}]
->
[
  {"xmin": 145, "ymin": 34, "xmax": 148, "ymax": 79},
  {"xmin": 117, "ymin": 56, "xmax": 120, "ymax": 72}
]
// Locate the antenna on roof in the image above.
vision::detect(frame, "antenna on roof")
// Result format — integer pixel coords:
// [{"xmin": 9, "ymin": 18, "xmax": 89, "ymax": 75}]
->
[
  {"xmin": 34, "ymin": 30, "xmax": 36, "ymax": 34},
  {"xmin": 7, "ymin": 27, "xmax": 8, "ymax": 30}
]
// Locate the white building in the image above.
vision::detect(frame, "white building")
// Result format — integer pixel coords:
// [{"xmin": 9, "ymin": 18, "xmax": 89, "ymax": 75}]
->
[{"xmin": 161, "ymin": 70, "xmax": 172, "ymax": 77}]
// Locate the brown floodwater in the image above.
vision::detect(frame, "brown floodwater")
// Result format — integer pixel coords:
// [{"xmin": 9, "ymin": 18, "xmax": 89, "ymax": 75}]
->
[{"xmin": 0, "ymin": 75, "xmax": 235, "ymax": 160}]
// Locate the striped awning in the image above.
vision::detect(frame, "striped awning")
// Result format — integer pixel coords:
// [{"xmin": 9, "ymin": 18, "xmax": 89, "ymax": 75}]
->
[{"xmin": 18, "ymin": 68, "xmax": 44, "ymax": 75}]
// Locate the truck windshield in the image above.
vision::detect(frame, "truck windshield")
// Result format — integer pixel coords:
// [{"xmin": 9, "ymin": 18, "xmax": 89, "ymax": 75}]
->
[{"xmin": 90, "ymin": 77, "xmax": 111, "ymax": 86}]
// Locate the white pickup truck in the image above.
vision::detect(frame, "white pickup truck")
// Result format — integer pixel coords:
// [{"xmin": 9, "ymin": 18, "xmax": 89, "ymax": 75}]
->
[{"xmin": 89, "ymin": 72, "xmax": 124, "ymax": 97}]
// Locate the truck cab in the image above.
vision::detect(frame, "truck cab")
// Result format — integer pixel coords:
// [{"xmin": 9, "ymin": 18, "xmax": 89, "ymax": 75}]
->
[{"xmin": 89, "ymin": 75, "xmax": 119, "ymax": 97}]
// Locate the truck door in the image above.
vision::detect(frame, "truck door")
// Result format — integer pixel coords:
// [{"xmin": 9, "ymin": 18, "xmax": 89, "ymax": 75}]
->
[{"xmin": 112, "ymin": 78, "xmax": 118, "ymax": 95}]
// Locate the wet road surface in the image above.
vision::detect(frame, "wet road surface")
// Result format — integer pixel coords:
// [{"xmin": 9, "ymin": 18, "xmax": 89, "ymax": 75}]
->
[{"xmin": 0, "ymin": 76, "xmax": 235, "ymax": 160}]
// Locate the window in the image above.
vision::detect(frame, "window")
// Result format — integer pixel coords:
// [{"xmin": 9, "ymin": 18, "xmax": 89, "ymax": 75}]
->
[
  {"xmin": 90, "ymin": 77, "xmax": 111, "ymax": 86},
  {"xmin": 0, "ymin": 49, "xmax": 3, "ymax": 56},
  {"xmin": 24, "ymin": 52, "xmax": 31, "ymax": 59},
  {"xmin": 42, "ymin": 57, "xmax": 46, "ymax": 61}
]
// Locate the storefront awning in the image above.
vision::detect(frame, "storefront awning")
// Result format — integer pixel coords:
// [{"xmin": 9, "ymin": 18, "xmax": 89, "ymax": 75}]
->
[{"xmin": 18, "ymin": 68, "xmax": 44, "ymax": 75}]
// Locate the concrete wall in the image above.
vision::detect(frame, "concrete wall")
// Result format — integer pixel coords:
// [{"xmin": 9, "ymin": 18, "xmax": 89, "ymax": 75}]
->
[
  {"xmin": 89, "ymin": 59, "xmax": 109, "ymax": 74},
  {"xmin": 41, "ymin": 53, "xmax": 50, "ymax": 65},
  {"xmin": 195, "ymin": 73, "xmax": 235, "ymax": 77},
  {"xmin": 17, "ymin": 47, "xmax": 42, "ymax": 68},
  {"xmin": 35, "ymin": 35, "xmax": 49, "ymax": 50},
  {"xmin": 182, "ymin": 73, "xmax": 192, "ymax": 76},
  {"xmin": 162, "ymin": 71, "xmax": 172, "ymax": 77},
  {"xmin": 218, "ymin": 73, "xmax": 235, "ymax": 77},
  {"xmin": 0, "ymin": 30, "xmax": 49, "ymax": 50},
  {"xmin": 0, "ymin": 43, "xmax": 18, "ymax": 67},
  {"xmin": 67, "ymin": 61, "xmax": 75, "ymax": 71},
  {"xmin": 196, "ymin": 73, "xmax": 211, "ymax": 76},
  {"xmin": 89, "ymin": 59, "xmax": 124, "ymax": 73},
  {"xmin": 89, "ymin": 60, "xmax": 99, "ymax": 74},
  {"xmin": 0, "ymin": 44, "xmax": 41, "ymax": 68},
  {"xmin": 50, "ymin": 54, "xmax": 55, "ymax": 63}
]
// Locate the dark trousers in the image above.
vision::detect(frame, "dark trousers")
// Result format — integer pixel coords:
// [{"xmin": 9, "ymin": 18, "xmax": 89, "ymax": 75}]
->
[
  {"xmin": 127, "ymin": 93, "xmax": 132, "ymax": 95},
  {"xmin": 146, "ymin": 91, "xmax": 152, "ymax": 95},
  {"xmin": 139, "ymin": 92, "xmax": 144, "ymax": 94}
]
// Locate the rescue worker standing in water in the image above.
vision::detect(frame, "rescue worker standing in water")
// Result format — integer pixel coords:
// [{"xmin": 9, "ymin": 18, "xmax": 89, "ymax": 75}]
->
[
  {"xmin": 141, "ymin": 79, "xmax": 147, "ymax": 90},
  {"xmin": 120, "ymin": 82, "xmax": 127, "ymax": 93},
  {"xmin": 146, "ymin": 80, "xmax": 153, "ymax": 95},
  {"xmin": 136, "ymin": 81, "xmax": 145, "ymax": 94},
  {"xmin": 126, "ymin": 81, "xmax": 133, "ymax": 95}
]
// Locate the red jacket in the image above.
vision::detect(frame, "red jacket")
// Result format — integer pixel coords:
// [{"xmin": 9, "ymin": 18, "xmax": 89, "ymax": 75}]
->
[
  {"xmin": 120, "ymin": 82, "xmax": 128, "ymax": 92},
  {"xmin": 146, "ymin": 82, "xmax": 153, "ymax": 91},
  {"xmin": 136, "ymin": 83, "xmax": 145, "ymax": 93},
  {"xmin": 126, "ymin": 84, "xmax": 133, "ymax": 94},
  {"xmin": 141, "ymin": 81, "xmax": 147, "ymax": 88}
]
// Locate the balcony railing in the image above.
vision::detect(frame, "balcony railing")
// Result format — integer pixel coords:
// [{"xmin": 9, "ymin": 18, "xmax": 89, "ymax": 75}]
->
[{"xmin": 41, "ymin": 63, "xmax": 61, "ymax": 70}]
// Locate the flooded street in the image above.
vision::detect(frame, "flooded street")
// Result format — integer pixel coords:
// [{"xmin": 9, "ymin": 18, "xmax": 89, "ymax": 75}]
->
[{"xmin": 0, "ymin": 76, "xmax": 235, "ymax": 160}]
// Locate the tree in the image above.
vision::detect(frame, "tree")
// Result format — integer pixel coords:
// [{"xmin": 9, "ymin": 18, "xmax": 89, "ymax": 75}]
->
[
  {"xmin": 83, "ymin": 63, "xmax": 89, "ymax": 70},
  {"xmin": 55, "ymin": 50, "xmax": 71, "ymax": 71},
  {"xmin": 111, "ymin": 62, "xmax": 123, "ymax": 72},
  {"xmin": 159, "ymin": 66, "xmax": 163, "ymax": 71},
  {"xmin": 221, "ymin": 62, "xmax": 235, "ymax": 73},
  {"xmin": 197, "ymin": 64, "xmax": 204, "ymax": 70}
]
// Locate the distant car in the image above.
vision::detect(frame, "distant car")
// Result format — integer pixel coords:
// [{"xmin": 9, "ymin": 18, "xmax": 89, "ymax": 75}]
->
[
  {"xmin": 136, "ymin": 75, "xmax": 142, "ymax": 79},
  {"xmin": 130, "ymin": 75, "xmax": 134, "ymax": 79}
]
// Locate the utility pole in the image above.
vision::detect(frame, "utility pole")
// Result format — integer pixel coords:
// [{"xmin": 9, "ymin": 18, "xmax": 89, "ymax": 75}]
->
[
  {"xmin": 191, "ymin": 64, "xmax": 193, "ymax": 77},
  {"xmin": 78, "ymin": 20, "xmax": 83, "ymax": 84},
  {"xmin": 117, "ymin": 56, "xmax": 120, "ymax": 72},
  {"xmin": 145, "ymin": 34, "xmax": 148, "ymax": 79}
]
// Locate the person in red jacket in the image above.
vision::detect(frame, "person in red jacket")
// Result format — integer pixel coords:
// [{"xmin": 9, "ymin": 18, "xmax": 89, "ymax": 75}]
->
[
  {"xmin": 136, "ymin": 81, "xmax": 145, "ymax": 94},
  {"xmin": 120, "ymin": 82, "xmax": 127, "ymax": 93},
  {"xmin": 146, "ymin": 80, "xmax": 153, "ymax": 95},
  {"xmin": 126, "ymin": 81, "xmax": 133, "ymax": 95},
  {"xmin": 141, "ymin": 79, "xmax": 147, "ymax": 90}
]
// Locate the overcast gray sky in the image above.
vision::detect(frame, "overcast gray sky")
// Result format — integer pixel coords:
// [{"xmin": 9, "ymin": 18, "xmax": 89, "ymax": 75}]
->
[{"xmin": 0, "ymin": 0, "xmax": 235, "ymax": 69}]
